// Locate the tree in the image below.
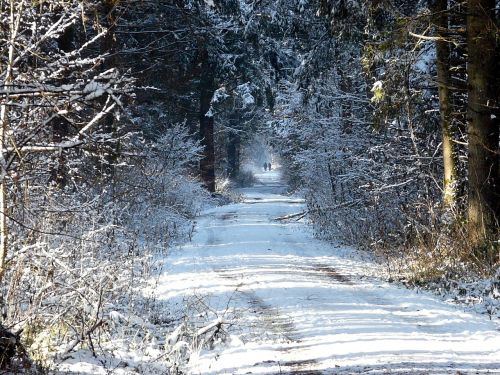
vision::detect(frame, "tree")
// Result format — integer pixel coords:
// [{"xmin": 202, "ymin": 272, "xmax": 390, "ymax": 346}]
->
[
  {"xmin": 431, "ymin": 0, "xmax": 458, "ymax": 208},
  {"xmin": 0, "ymin": 0, "xmax": 132, "ymax": 280},
  {"xmin": 466, "ymin": 0, "xmax": 499, "ymax": 246},
  {"xmin": 199, "ymin": 45, "xmax": 217, "ymax": 192},
  {"xmin": 0, "ymin": 1, "xmax": 219, "ymax": 367}
]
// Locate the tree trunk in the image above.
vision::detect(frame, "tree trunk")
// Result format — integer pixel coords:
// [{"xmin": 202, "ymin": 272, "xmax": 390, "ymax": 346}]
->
[
  {"xmin": 199, "ymin": 48, "xmax": 216, "ymax": 192},
  {"xmin": 338, "ymin": 62, "xmax": 352, "ymax": 134},
  {"xmin": 0, "ymin": 0, "xmax": 18, "ymax": 281},
  {"xmin": 448, "ymin": 1, "xmax": 468, "ymax": 210},
  {"xmin": 50, "ymin": 119, "xmax": 69, "ymax": 187},
  {"xmin": 326, "ymin": 162, "xmax": 337, "ymax": 203},
  {"xmin": 101, "ymin": 1, "xmax": 118, "ymax": 187},
  {"xmin": 50, "ymin": 26, "xmax": 74, "ymax": 187},
  {"xmin": 227, "ymin": 131, "xmax": 240, "ymax": 179},
  {"xmin": 466, "ymin": 0, "xmax": 499, "ymax": 244},
  {"xmin": 432, "ymin": 0, "xmax": 458, "ymax": 208}
]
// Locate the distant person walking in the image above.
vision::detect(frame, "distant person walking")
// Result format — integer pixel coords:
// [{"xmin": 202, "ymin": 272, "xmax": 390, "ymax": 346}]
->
[
  {"xmin": 263, "ymin": 162, "xmax": 268, "ymax": 171},
  {"xmin": 268, "ymin": 162, "xmax": 272, "ymax": 171}
]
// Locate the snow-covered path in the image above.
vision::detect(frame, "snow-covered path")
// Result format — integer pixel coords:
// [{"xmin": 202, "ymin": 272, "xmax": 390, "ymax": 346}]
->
[{"xmin": 158, "ymin": 170, "xmax": 500, "ymax": 374}]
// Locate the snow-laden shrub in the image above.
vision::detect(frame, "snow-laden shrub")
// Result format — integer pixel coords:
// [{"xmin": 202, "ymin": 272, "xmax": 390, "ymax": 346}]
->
[
  {"xmin": 270, "ymin": 26, "xmax": 499, "ymax": 318},
  {"xmin": 123, "ymin": 124, "xmax": 211, "ymax": 247},
  {"xmin": 4, "ymin": 189, "xmax": 143, "ymax": 367},
  {"xmin": 0, "ymin": 122, "xmax": 212, "ymax": 371},
  {"xmin": 272, "ymin": 69, "xmax": 440, "ymax": 254}
]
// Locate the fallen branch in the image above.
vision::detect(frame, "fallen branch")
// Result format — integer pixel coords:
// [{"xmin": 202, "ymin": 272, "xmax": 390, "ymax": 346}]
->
[
  {"xmin": 274, "ymin": 199, "xmax": 368, "ymax": 222},
  {"xmin": 274, "ymin": 211, "xmax": 307, "ymax": 222},
  {"xmin": 196, "ymin": 318, "xmax": 223, "ymax": 338},
  {"xmin": 195, "ymin": 318, "xmax": 226, "ymax": 351}
]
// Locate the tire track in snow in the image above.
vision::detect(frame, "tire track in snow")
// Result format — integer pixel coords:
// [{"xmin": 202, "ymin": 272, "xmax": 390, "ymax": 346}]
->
[
  {"xmin": 209, "ymin": 185, "xmax": 409, "ymax": 374},
  {"xmin": 173, "ymin": 172, "xmax": 500, "ymax": 374},
  {"xmin": 215, "ymin": 261, "xmax": 398, "ymax": 375},
  {"xmin": 215, "ymin": 212, "xmax": 322, "ymax": 373},
  {"xmin": 216, "ymin": 269, "xmax": 323, "ymax": 375}
]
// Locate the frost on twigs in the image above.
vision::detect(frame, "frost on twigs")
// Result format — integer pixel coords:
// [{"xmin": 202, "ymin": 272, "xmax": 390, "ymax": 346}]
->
[
  {"xmin": 0, "ymin": 113, "xmax": 211, "ymax": 371},
  {"xmin": 2, "ymin": 179, "xmax": 208, "ymax": 373},
  {"xmin": 160, "ymin": 291, "xmax": 239, "ymax": 373},
  {"xmin": 0, "ymin": 0, "xmax": 209, "ymax": 370}
]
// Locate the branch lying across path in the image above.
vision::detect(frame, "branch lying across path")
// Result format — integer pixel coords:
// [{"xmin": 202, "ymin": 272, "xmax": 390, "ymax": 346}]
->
[
  {"xmin": 273, "ymin": 199, "xmax": 365, "ymax": 222},
  {"xmin": 274, "ymin": 211, "xmax": 308, "ymax": 222}
]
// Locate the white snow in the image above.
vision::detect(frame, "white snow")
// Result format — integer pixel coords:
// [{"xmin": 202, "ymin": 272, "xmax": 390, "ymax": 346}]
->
[
  {"xmin": 83, "ymin": 80, "xmax": 108, "ymax": 100},
  {"xmin": 371, "ymin": 80, "xmax": 383, "ymax": 91},
  {"xmin": 205, "ymin": 107, "xmax": 214, "ymax": 118},
  {"xmin": 153, "ymin": 168, "xmax": 500, "ymax": 374},
  {"xmin": 236, "ymin": 83, "xmax": 256, "ymax": 108},
  {"xmin": 211, "ymin": 87, "xmax": 229, "ymax": 104}
]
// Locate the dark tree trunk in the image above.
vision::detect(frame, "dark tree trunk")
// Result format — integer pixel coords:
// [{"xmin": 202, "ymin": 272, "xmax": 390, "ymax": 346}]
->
[
  {"xmin": 227, "ymin": 131, "xmax": 240, "ymax": 179},
  {"xmin": 101, "ymin": 1, "xmax": 118, "ymax": 184},
  {"xmin": 50, "ymin": 26, "xmax": 74, "ymax": 187},
  {"xmin": 447, "ymin": 0, "xmax": 468, "ymax": 209},
  {"xmin": 432, "ymin": 0, "xmax": 458, "ymax": 208},
  {"xmin": 466, "ymin": 0, "xmax": 499, "ymax": 244},
  {"xmin": 338, "ymin": 61, "xmax": 352, "ymax": 134},
  {"xmin": 50, "ymin": 119, "xmax": 69, "ymax": 187},
  {"xmin": 199, "ymin": 48, "xmax": 216, "ymax": 192},
  {"xmin": 326, "ymin": 161, "xmax": 336, "ymax": 203}
]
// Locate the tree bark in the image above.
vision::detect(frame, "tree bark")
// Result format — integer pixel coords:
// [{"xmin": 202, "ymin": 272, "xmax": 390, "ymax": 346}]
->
[
  {"xmin": 101, "ymin": 1, "xmax": 118, "ymax": 186},
  {"xmin": 199, "ymin": 47, "xmax": 216, "ymax": 192},
  {"xmin": 337, "ymin": 60, "xmax": 352, "ymax": 134},
  {"xmin": 0, "ymin": 0, "xmax": 19, "ymax": 281},
  {"xmin": 432, "ymin": 0, "xmax": 458, "ymax": 208},
  {"xmin": 466, "ymin": 0, "xmax": 499, "ymax": 244},
  {"xmin": 227, "ymin": 130, "xmax": 240, "ymax": 179},
  {"xmin": 50, "ymin": 26, "xmax": 74, "ymax": 187}
]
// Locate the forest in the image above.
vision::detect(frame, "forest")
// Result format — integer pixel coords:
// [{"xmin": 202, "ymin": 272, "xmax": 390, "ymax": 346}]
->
[{"xmin": 0, "ymin": 0, "xmax": 499, "ymax": 373}]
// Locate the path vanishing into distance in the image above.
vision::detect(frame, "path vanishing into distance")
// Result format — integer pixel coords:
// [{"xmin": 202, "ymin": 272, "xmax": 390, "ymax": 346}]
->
[{"xmin": 157, "ymin": 169, "xmax": 500, "ymax": 375}]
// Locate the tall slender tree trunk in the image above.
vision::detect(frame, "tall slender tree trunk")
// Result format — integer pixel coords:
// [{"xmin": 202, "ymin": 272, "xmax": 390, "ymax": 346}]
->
[
  {"xmin": 199, "ymin": 48, "xmax": 216, "ymax": 192},
  {"xmin": 50, "ymin": 26, "xmax": 74, "ymax": 188},
  {"xmin": 0, "ymin": 0, "xmax": 20, "ymax": 281},
  {"xmin": 448, "ymin": 1, "xmax": 468, "ymax": 207},
  {"xmin": 101, "ymin": 1, "xmax": 118, "ymax": 188},
  {"xmin": 326, "ymin": 161, "xmax": 336, "ymax": 203},
  {"xmin": 337, "ymin": 60, "xmax": 352, "ymax": 134},
  {"xmin": 0, "ymin": 102, "xmax": 8, "ymax": 282},
  {"xmin": 466, "ymin": 0, "xmax": 499, "ymax": 244},
  {"xmin": 433, "ymin": 0, "xmax": 458, "ymax": 208},
  {"xmin": 227, "ymin": 130, "xmax": 240, "ymax": 179}
]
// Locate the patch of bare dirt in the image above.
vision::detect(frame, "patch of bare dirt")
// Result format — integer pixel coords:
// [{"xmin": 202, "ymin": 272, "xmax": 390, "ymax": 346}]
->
[{"xmin": 312, "ymin": 264, "xmax": 353, "ymax": 285}]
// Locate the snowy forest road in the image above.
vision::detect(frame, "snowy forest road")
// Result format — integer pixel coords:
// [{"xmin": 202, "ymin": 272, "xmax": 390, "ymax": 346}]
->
[{"xmin": 157, "ymin": 169, "xmax": 500, "ymax": 374}]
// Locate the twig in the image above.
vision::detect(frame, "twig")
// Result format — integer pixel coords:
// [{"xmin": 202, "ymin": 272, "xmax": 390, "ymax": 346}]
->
[{"xmin": 58, "ymin": 319, "xmax": 104, "ymax": 361}]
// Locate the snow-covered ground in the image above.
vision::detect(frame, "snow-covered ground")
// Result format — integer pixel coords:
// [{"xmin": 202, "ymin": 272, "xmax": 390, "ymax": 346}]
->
[{"xmin": 156, "ymin": 169, "xmax": 500, "ymax": 374}]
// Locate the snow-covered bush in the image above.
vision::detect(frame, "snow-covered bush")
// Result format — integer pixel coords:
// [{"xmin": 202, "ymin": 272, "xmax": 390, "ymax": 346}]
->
[
  {"xmin": 122, "ymin": 123, "xmax": 211, "ymax": 248},
  {"xmin": 1, "ymin": 120, "xmax": 211, "ymax": 371},
  {"xmin": 3, "ymin": 189, "xmax": 136, "ymax": 363},
  {"xmin": 271, "ymin": 37, "xmax": 442, "ymax": 261}
]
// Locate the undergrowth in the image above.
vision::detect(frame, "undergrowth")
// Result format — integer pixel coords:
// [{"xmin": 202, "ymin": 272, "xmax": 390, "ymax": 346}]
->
[{"xmin": 376, "ymin": 214, "xmax": 500, "ymax": 319}]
